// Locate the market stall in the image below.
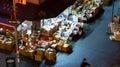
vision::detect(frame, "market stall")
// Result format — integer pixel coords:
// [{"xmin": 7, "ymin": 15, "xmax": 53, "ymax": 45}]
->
[
  {"xmin": 0, "ymin": 22, "xmax": 15, "ymax": 51},
  {"xmin": 17, "ymin": 0, "xmax": 100, "ymax": 63},
  {"xmin": 71, "ymin": 0, "xmax": 103, "ymax": 22},
  {"xmin": 18, "ymin": 18, "xmax": 84, "ymax": 62},
  {"xmin": 108, "ymin": 16, "xmax": 120, "ymax": 41}
]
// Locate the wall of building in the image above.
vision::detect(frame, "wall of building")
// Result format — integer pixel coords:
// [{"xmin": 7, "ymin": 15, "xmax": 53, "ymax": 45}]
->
[
  {"xmin": 27, "ymin": 0, "xmax": 39, "ymax": 5},
  {"xmin": 27, "ymin": 0, "xmax": 46, "ymax": 5}
]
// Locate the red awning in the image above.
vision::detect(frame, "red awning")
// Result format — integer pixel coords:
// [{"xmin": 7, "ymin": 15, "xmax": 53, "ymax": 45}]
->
[{"xmin": 0, "ymin": 22, "xmax": 15, "ymax": 31}]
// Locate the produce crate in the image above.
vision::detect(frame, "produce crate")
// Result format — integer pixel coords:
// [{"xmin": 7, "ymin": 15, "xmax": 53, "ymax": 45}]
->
[
  {"xmin": 0, "ymin": 44, "xmax": 4, "ymax": 49},
  {"xmin": 4, "ymin": 44, "xmax": 13, "ymax": 51},
  {"xmin": 62, "ymin": 44, "xmax": 71, "ymax": 52},
  {"xmin": 35, "ymin": 54, "xmax": 44, "ymax": 61},
  {"xmin": 19, "ymin": 49, "xmax": 27, "ymax": 56},
  {"xmin": 26, "ymin": 50, "xmax": 35, "ymax": 59},
  {"xmin": 45, "ymin": 48, "xmax": 56, "ymax": 60}
]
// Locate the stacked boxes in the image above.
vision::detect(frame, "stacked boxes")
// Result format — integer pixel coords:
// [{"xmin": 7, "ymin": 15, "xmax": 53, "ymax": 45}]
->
[{"xmin": 35, "ymin": 48, "xmax": 45, "ymax": 61}]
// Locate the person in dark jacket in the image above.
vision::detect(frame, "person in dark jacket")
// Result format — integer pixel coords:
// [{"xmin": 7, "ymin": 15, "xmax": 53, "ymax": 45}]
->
[{"xmin": 80, "ymin": 58, "xmax": 92, "ymax": 67}]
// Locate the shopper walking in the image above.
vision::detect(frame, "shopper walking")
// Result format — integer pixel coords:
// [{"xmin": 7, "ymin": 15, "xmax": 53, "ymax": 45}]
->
[{"xmin": 80, "ymin": 58, "xmax": 92, "ymax": 67}]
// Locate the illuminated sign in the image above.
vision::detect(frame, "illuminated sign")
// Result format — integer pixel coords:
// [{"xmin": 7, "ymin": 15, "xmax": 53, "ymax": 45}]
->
[{"xmin": 16, "ymin": 0, "xmax": 26, "ymax": 5}]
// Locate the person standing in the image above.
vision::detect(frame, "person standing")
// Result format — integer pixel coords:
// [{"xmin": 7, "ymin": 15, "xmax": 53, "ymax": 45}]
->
[{"xmin": 80, "ymin": 58, "xmax": 92, "ymax": 67}]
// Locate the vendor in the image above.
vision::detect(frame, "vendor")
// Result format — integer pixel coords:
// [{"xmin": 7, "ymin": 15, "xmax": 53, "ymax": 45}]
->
[{"xmin": 112, "ymin": 16, "xmax": 120, "ymax": 24}]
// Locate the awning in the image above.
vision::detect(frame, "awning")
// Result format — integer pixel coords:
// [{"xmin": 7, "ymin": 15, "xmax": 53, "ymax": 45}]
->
[
  {"xmin": 0, "ymin": 17, "xmax": 18, "ymax": 31},
  {"xmin": 37, "ymin": 0, "xmax": 76, "ymax": 19},
  {"xmin": 0, "ymin": 0, "xmax": 76, "ymax": 20}
]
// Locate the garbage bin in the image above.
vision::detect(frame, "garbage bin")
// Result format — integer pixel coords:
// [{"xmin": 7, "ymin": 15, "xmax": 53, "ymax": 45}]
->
[{"xmin": 6, "ymin": 57, "xmax": 16, "ymax": 67}]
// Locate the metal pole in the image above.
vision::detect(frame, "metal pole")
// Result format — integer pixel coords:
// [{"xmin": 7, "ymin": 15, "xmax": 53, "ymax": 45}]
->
[
  {"xmin": 13, "ymin": 0, "xmax": 16, "ymax": 20},
  {"xmin": 13, "ymin": 0, "xmax": 20, "ymax": 67},
  {"xmin": 112, "ymin": 0, "xmax": 114, "ymax": 21},
  {"xmin": 14, "ymin": 26, "xmax": 20, "ymax": 67}
]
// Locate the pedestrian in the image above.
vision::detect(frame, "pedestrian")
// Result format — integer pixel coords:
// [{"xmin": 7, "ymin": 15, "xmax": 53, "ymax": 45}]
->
[{"xmin": 80, "ymin": 58, "xmax": 92, "ymax": 67}]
